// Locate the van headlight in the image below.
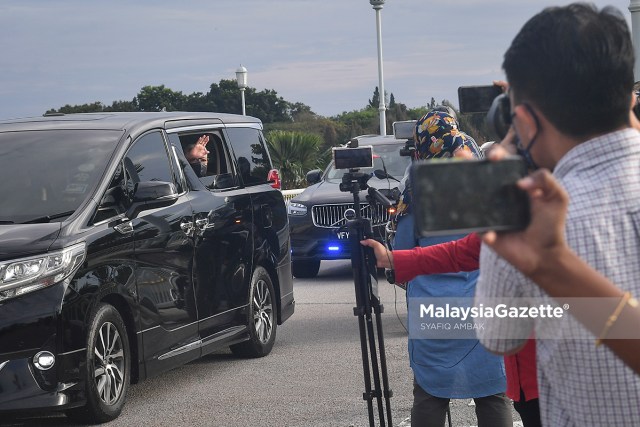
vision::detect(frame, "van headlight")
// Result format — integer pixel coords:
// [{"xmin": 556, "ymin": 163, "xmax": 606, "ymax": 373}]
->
[
  {"xmin": 0, "ymin": 242, "xmax": 86, "ymax": 302},
  {"xmin": 287, "ymin": 202, "xmax": 307, "ymax": 216}
]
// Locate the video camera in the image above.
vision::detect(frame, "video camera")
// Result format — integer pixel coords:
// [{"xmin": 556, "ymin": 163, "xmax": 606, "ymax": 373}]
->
[{"xmin": 393, "ymin": 120, "xmax": 416, "ymax": 157}]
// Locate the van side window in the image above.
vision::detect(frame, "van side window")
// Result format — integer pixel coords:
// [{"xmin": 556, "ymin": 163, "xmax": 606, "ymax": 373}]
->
[
  {"xmin": 125, "ymin": 132, "xmax": 175, "ymax": 186},
  {"xmin": 172, "ymin": 129, "xmax": 237, "ymax": 190},
  {"xmin": 225, "ymin": 127, "xmax": 272, "ymax": 186}
]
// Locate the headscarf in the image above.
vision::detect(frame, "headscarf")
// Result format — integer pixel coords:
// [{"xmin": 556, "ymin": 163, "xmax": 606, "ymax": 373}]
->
[
  {"xmin": 413, "ymin": 110, "xmax": 481, "ymax": 160},
  {"xmin": 394, "ymin": 109, "xmax": 481, "ymax": 217}
]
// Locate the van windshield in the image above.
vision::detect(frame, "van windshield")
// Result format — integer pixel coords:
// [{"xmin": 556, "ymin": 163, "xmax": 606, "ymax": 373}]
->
[{"xmin": 0, "ymin": 129, "xmax": 122, "ymax": 224}]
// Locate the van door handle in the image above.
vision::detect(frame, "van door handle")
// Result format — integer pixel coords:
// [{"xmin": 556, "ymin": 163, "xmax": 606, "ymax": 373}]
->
[
  {"xmin": 180, "ymin": 220, "xmax": 195, "ymax": 237},
  {"xmin": 195, "ymin": 218, "xmax": 209, "ymax": 233}
]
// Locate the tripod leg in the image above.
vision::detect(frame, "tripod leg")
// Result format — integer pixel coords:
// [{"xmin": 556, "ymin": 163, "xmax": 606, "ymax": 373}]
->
[
  {"xmin": 373, "ymin": 305, "xmax": 394, "ymax": 427},
  {"xmin": 354, "ymin": 305, "xmax": 376, "ymax": 427},
  {"xmin": 363, "ymin": 309, "xmax": 387, "ymax": 426}
]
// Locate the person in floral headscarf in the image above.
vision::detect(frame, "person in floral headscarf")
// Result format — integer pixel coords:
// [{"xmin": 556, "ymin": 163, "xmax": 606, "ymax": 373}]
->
[
  {"xmin": 391, "ymin": 108, "xmax": 512, "ymax": 427},
  {"xmin": 394, "ymin": 108, "xmax": 481, "ymax": 236},
  {"xmin": 413, "ymin": 109, "xmax": 481, "ymax": 160}
]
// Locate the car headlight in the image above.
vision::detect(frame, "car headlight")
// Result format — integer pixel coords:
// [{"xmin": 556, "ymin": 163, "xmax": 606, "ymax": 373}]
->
[
  {"xmin": 287, "ymin": 202, "xmax": 307, "ymax": 216},
  {"xmin": 0, "ymin": 242, "xmax": 86, "ymax": 302}
]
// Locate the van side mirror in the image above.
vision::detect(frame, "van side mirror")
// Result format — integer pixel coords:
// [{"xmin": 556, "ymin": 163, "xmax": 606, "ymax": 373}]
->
[
  {"xmin": 126, "ymin": 181, "xmax": 178, "ymax": 218},
  {"xmin": 306, "ymin": 169, "xmax": 322, "ymax": 185}
]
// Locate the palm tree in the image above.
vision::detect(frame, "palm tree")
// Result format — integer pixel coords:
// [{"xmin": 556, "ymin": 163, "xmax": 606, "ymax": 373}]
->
[{"xmin": 265, "ymin": 130, "xmax": 323, "ymax": 190}]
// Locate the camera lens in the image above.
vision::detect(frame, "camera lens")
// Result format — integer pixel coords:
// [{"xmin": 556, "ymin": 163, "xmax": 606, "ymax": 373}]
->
[{"xmin": 486, "ymin": 94, "xmax": 512, "ymax": 141}]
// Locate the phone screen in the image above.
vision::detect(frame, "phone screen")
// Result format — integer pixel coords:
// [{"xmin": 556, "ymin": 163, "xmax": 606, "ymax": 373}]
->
[
  {"xmin": 458, "ymin": 85, "xmax": 503, "ymax": 113},
  {"xmin": 410, "ymin": 158, "xmax": 530, "ymax": 236},
  {"xmin": 333, "ymin": 146, "xmax": 373, "ymax": 170}
]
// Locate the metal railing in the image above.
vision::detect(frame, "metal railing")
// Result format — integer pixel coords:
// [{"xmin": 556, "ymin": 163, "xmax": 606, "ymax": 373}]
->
[{"xmin": 281, "ymin": 189, "xmax": 304, "ymax": 203}]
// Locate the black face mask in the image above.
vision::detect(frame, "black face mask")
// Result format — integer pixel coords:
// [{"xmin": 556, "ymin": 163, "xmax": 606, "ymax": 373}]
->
[
  {"xmin": 190, "ymin": 161, "xmax": 207, "ymax": 178},
  {"xmin": 515, "ymin": 135, "xmax": 539, "ymax": 171},
  {"xmin": 514, "ymin": 103, "xmax": 541, "ymax": 171}
]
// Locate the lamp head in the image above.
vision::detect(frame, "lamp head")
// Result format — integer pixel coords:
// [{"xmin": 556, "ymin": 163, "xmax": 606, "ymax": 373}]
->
[{"xmin": 235, "ymin": 65, "xmax": 248, "ymax": 89}]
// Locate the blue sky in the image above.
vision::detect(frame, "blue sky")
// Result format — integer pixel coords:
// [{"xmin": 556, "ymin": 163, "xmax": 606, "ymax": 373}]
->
[{"xmin": 0, "ymin": 0, "xmax": 634, "ymax": 120}]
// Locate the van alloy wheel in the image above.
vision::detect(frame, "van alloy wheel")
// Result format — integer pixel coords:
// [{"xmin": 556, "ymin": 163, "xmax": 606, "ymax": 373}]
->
[
  {"xmin": 253, "ymin": 278, "xmax": 274, "ymax": 344},
  {"xmin": 66, "ymin": 304, "xmax": 130, "ymax": 424},
  {"xmin": 93, "ymin": 321, "xmax": 126, "ymax": 405},
  {"xmin": 230, "ymin": 266, "xmax": 277, "ymax": 358}
]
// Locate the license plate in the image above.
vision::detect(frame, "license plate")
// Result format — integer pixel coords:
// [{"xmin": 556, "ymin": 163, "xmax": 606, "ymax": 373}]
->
[{"xmin": 336, "ymin": 231, "xmax": 349, "ymax": 240}]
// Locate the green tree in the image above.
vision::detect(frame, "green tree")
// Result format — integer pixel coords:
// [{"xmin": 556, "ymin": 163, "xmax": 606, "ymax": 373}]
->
[
  {"xmin": 137, "ymin": 85, "xmax": 186, "ymax": 111},
  {"xmin": 47, "ymin": 101, "xmax": 106, "ymax": 114},
  {"xmin": 265, "ymin": 130, "xmax": 323, "ymax": 189},
  {"xmin": 368, "ymin": 87, "xmax": 380, "ymax": 109}
]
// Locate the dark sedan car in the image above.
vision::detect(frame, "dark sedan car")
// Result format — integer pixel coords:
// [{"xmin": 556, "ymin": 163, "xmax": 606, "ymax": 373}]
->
[
  {"xmin": 288, "ymin": 133, "xmax": 412, "ymax": 278},
  {"xmin": 0, "ymin": 112, "xmax": 294, "ymax": 423}
]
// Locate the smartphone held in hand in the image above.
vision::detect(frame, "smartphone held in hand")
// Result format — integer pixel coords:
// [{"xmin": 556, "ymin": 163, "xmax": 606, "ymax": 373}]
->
[
  {"xmin": 410, "ymin": 157, "xmax": 530, "ymax": 236},
  {"xmin": 458, "ymin": 85, "xmax": 503, "ymax": 114}
]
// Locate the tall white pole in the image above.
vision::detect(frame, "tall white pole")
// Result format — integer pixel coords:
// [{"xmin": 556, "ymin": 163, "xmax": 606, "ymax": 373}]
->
[
  {"xmin": 371, "ymin": 0, "xmax": 387, "ymax": 136},
  {"xmin": 630, "ymin": 0, "xmax": 640, "ymax": 80},
  {"xmin": 240, "ymin": 88, "xmax": 246, "ymax": 116}
]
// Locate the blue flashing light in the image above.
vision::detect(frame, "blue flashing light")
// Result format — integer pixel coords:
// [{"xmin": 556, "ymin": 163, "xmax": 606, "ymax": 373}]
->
[{"xmin": 327, "ymin": 245, "xmax": 341, "ymax": 252}]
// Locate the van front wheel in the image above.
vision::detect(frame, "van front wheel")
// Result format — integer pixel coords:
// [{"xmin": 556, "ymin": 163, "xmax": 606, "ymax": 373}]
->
[{"xmin": 66, "ymin": 304, "xmax": 130, "ymax": 424}]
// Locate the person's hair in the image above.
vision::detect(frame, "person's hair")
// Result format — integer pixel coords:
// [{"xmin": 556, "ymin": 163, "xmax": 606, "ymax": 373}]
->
[{"xmin": 503, "ymin": 3, "xmax": 634, "ymax": 138}]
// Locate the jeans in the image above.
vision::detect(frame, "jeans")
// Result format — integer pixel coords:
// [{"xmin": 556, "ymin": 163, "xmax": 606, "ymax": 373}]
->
[{"xmin": 411, "ymin": 380, "xmax": 513, "ymax": 427}]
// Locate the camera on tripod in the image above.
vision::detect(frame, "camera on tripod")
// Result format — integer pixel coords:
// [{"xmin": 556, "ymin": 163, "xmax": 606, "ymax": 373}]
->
[{"xmin": 333, "ymin": 141, "xmax": 394, "ymax": 427}]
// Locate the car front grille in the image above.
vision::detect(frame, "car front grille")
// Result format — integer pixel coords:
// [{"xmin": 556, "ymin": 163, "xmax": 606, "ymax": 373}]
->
[{"xmin": 311, "ymin": 203, "xmax": 390, "ymax": 228}]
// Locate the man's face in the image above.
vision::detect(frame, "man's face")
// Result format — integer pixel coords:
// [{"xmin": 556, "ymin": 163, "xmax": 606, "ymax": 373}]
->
[{"xmin": 186, "ymin": 143, "xmax": 208, "ymax": 165}]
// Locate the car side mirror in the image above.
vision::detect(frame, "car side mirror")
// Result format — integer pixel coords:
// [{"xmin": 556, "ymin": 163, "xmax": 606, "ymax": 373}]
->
[
  {"xmin": 374, "ymin": 169, "xmax": 401, "ymax": 183},
  {"xmin": 306, "ymin": 169, "xmax": 322, "ymax": 185},
  {"xmin": 126, "ymin": 181, "xmax": 178, "ymax": 218}
]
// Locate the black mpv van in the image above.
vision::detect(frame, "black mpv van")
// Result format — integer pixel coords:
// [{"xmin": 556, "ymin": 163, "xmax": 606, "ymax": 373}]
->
[{"xmin": 0, "ymin": 112, "xmax": 294, "ymax": 423}]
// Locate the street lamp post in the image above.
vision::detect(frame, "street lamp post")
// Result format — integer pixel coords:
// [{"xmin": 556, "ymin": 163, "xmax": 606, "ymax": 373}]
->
[
  {"xmin": 235, "ymin": 65, "xmax": 248, "ymax": 115},
  {"xmin": 370, "ymin": 0, "xmax": 387, "ymax": 136},
  {"xmin": 630, "ymin": 1, "xmax": 640, "ymax": 80}
]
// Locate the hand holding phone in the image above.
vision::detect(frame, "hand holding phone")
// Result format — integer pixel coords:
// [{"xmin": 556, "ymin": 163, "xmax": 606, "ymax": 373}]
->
[{"xmin": 410, "ymin": 157, "xmax": 530, "ymax": 236}]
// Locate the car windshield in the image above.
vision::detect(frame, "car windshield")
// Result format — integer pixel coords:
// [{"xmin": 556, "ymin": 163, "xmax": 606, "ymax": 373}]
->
[
  {"xmin": 324, "ymin": 143, "xmax": 410, "ymax": 180},
  {"xmin": 0, "ymin": 129, "xmax": 122, "ymax": 224}
]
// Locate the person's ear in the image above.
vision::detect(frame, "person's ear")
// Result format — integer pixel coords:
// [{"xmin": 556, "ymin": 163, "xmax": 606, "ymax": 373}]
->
[{"xmin": 513, "ymin": 104, "xmax": 538, "ymax": 142}]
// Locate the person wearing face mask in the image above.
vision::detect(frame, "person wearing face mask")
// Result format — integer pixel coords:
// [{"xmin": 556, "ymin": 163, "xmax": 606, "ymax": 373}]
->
[
  {"xmin": 473, "ymin": 4, "xmax": 640, "ymax": 426},
  {"xmin": 183, "ymin": 135, "xmax": 210, "ymax": 177}
]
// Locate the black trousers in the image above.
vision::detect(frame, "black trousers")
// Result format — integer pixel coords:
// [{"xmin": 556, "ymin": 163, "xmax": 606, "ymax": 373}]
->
[
  {"xmin": 411, "ymin": 381, "xmax": 513, "ymax": 427},
  {"xmin": 512, "ymin": 388, "xmax": 542, "ymax": 427}
]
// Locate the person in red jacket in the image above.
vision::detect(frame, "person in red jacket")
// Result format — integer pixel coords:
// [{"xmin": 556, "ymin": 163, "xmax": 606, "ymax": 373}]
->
[{"xmin": 361, "ymin": 233, "xmax": 541, "ymax": 427}]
